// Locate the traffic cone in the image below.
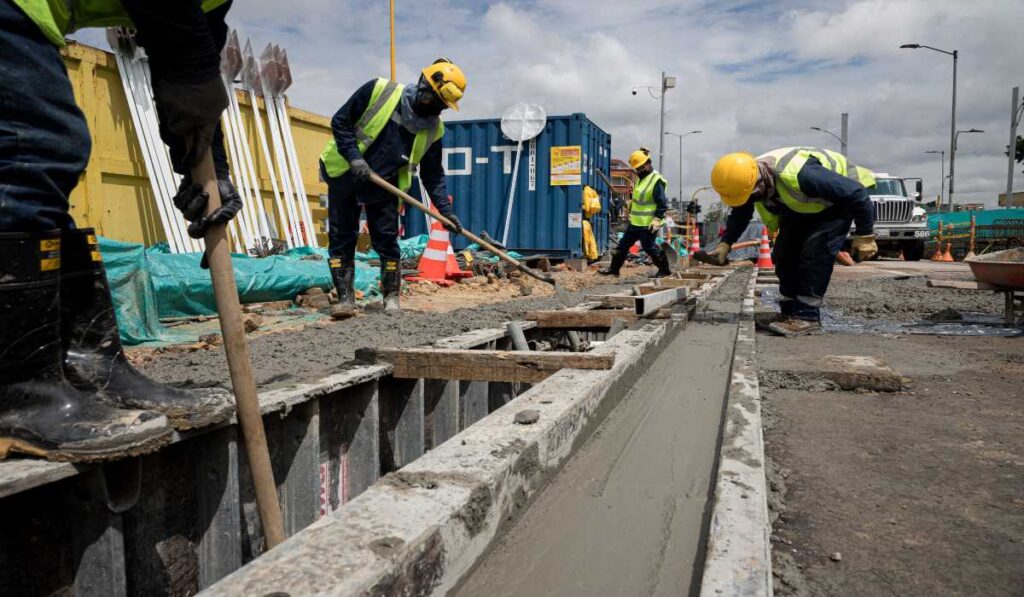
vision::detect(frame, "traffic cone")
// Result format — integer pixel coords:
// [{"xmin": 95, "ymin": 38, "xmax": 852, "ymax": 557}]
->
[
  {"xmin": 930, "ymin": 242, "xmax": 944, "ymax": 261},
  {"xmin": 414, "ymin": 220, "xmax": 455, "ymax": 283},
  {"xmin": 689, "ymin": 223, "xmax": 701, "ymax": 255},
  {"xmin": 941, "ymin": 242, "xmax": 954, "ymax": 262},
  {"xmin": 756, "ymin": 226, "xmax": 774, "ymax": 268}
]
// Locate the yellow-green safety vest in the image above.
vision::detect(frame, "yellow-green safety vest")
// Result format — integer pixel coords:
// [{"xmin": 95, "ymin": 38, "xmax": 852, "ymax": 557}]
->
[
  {"xmin": 752, "ymin": 147, "xmax": 876, "ymax": 233},
  {"xmin": 13, "ymin": 0, "xmax": 229, "ymax": 47},
  {"xmin": 320, "ymin": 78, "xmax": 445, "ymax": 193},
  {"xmin": 630, "ymin": 170, "xmax": 667, "ymax": 227}
]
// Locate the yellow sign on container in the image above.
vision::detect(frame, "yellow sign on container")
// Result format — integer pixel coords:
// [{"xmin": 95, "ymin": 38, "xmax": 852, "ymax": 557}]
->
[{"xmin": 550, "ymin": 146, "xmax": 582, "ymax": 186}]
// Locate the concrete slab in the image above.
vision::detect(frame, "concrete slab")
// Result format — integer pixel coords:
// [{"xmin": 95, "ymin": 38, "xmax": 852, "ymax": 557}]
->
[{"xmin": 761, "ymin": 354, "xmax": 905, "ymax": 393}]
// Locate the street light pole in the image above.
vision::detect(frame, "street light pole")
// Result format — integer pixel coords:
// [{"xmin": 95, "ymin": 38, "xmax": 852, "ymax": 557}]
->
[
  {"xmin": 809, "ymin": 126, "xmax": 844, "ymax": 150},
  {"xmin": 952, "ymin": 128, "xmax": 984, "ymax": 211},
  {"xmin": 840, "ymin": 112, "xmax": 849, "ymax": 155},
  {"xmin": 664, "ymin": 129, "xmax": 702, "ymax": 205},
  {"xmin": 1007, "ymin": 86, "xmax": 1022, "ymax": 201},
  {"xmin": 900, "ymin": 44, "xmax": 958, "ymax": 210}
]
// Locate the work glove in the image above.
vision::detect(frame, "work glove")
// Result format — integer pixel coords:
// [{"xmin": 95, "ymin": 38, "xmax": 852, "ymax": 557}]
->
[
  {"xmin": 173, "ymin": 178, "xmax": 244, "ymax": 240},
  {"xmin": 851, "ymin": 234, "xmax": 878, "ymax": 262},
  {"xmin": 349, "ymin": 158, "xmax": 373, "ymax": 182},
  {"xmin": 648, "ymin": 218, "xmax": 663, "ymax": 233},
  {"xmin": 711, "ymin": 242, "xmax": 731, "ymax": 266},
  {"xmin": 442, "ymin": 213, "xmax": 463, "ymax": 234},
  {"xmin": 153, "ymin": 77, "xmax": 229, "ymax": 167}
]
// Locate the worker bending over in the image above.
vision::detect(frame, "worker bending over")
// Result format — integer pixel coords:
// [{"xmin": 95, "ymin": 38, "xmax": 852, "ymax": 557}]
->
[
  {"xmin": 598, "ymin": 148, "xmax": 673, "ymax": 278},
  {"xmin": 709, "ymin": 148, "xmax": 879, "ymax": 336},
  {"xmin": 320, "ymin": 59, "xmax": 466, "ymax": 314},
  {"xmin": 0, "ymin": 0, "xmax": 241, "ymax": 460}
]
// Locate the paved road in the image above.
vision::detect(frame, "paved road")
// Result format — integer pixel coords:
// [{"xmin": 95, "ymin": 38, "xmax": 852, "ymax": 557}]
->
[{"xmin": 453, "ymin": 320, "xmax": 738, "ymax": 597}]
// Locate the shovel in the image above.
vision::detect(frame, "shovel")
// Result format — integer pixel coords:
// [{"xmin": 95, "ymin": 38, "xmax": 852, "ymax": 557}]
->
[{"xmin": 369, "ymin": 173, "xmax": 572, "ymax": 305}]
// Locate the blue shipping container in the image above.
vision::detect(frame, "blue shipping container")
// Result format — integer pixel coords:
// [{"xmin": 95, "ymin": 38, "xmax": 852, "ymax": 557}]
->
[{"xmin": 405, "ymin": 113, "xmax": 612, "ymax": 259}]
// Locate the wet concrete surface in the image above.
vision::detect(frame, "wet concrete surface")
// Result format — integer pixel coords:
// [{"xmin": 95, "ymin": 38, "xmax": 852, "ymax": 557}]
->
[
  {"xmin": 134, "ymin": 281, "xmax": 635, "ymax": 391},
  {"xmin": 453, "ymin": 281, "xmax": 745, "ymax": 596}
]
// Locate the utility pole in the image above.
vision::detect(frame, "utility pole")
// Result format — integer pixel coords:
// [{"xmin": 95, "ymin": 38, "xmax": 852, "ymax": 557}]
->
[
  {"xmin": 1007, "ymin": 86, "xmax": 1021, "ymax": 202},
  {"xmin": 389, "ymin": 0, "xmax": 396, "ymax": 80},
  {"xmin": 634, "ymin": 74, "xmax": 675, "ymax": 172},
  {"xmin": 840, "ymin": 112, "xmax": 849, "ymax": 156},
  {"xmin": 948, "ymin": 49, "xmax": 958, "ymax": 212}
]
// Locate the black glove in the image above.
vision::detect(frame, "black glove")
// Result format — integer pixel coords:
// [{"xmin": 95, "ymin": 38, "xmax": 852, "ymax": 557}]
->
[
  {"xmin": 349, "ymin": 158, "xmax": 373, "ymax": 182},
  {"xmin": 174, "ymin": 178, "xmax": 243, "ymax": 240},
  {"xmin": 153, "ymin": 76, "xmax": 229, "ymax": 167},
  {"xmin": 443, "ymin": 213, "xmax": 463, "ymax": 234}
]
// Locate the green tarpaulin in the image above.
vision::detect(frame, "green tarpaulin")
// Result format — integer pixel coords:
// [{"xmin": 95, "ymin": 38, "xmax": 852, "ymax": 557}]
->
[{"xmin": 101, "ymin": 235, "xmax": 429, "ymax": 345}]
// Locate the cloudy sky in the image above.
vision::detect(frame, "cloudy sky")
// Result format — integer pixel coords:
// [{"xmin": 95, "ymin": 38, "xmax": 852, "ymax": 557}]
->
[{"xmin": 77, "ymin": 0, "xmax": 1024, "ymax": 207}]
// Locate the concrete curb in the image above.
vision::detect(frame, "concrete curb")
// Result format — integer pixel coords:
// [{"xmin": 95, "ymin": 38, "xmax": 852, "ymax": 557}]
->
[
  {"xmin": 203, "ymin": 272, "xmax": 735, "ymax": 596},
  {"xmin": 700, "ymin": 267, "xmax": 773, "ymax": 596}
]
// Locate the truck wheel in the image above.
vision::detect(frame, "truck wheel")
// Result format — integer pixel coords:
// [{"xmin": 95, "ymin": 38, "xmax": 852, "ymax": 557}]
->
[{"xmin": 903, "ymin": 240, "xmax": 925, "ymax": 261}]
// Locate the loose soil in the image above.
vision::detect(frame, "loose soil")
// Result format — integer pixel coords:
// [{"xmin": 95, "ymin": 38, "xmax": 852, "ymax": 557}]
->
[
  {"xmin": 760, "ymin": 329, "xmax": 1024, "ymax": 596},
  {"xmin": 131, "ymin": 268, "xmax": 651, "ymax": 391}
]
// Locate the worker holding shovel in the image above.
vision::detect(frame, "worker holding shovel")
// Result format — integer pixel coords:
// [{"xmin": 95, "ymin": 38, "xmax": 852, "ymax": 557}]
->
[
  {"xmin": 319, "ymin": 58, "xmax": 466, "ymax": 314},
  {"xmin": 0, "ymin": 0, "xmax": 240, "ymax": 460},
  {"xmin": 708, "ymin": 148, "xmax": 879, "ymax": 336}
]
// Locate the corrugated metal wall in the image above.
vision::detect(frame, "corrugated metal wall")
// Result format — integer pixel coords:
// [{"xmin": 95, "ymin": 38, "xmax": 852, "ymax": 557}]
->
[
  {"xmin": 405, "ymin": 113, "xmax": 612, "ymax": 258},
  {"xmin": 61, "ymin": 42, "xmax": 329, "ymax": 248}
]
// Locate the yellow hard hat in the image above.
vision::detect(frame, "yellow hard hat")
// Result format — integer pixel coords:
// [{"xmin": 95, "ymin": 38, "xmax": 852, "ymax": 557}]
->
[
  {"xmin": 628, "ymin": 148, "xmax": 651, "ymax": 170},
  {"xmin": 422, "ymin": 58, "xmax": 466, "ymax": 111},
  {"xmin": 711, "ymin": 152, "xmax": 759, "ymax": 207}
]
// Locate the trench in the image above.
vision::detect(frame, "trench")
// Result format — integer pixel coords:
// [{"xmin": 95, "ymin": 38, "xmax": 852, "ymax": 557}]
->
[{"xmin": 452, "ymin": 279, "xmax": 746, "ymax": 596}]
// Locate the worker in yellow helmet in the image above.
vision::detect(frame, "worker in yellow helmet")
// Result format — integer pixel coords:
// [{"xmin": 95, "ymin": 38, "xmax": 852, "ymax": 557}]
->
[
  {"xmin": 598, "ymin": 148, "xmax": 673, "ymax": 278},
  {"xmin": 320, "ymin": 58, "xmax": 466, "ymax": 314},
  {"xmin": 708, "ymin": 148, "xmax": 879, "ymax": 336}
]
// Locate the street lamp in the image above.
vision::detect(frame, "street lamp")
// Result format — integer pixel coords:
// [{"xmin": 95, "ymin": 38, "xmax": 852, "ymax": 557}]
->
[
  {"xmin": 632, "ymin": 72, "xmax": 676, "ymax": 171},
  {"xmin": 900, "ymin": 43, "xmax": 959, "ymax": 209},
  {"xmin": 955, "ymin": 128, "xmax": 984, "ymax": 149},
  {"xmin": 810, "ymin": 126, "xmax": 845, "ymax": 153},
  {"xmin": 924, "ymin": 150, "xmax": 945, "ymax": 209},
  {"xmin": 664, "ymin": 129, "xmax": 702, "ymax": 204}
]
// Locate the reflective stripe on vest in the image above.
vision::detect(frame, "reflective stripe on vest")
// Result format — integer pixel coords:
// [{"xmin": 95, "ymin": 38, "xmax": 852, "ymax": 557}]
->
[
  {"xmin": 629, "ymin": 171, "xmax": 666, "ymax": 227},
  {"xmin": 757, "ymin": 147, "xmax": 876, "ymax": 215},
  {"xmin": 319, "ymin": 78, "xmax": 445, "ymax": 192},
  {"xmin": 14, "ymin": 0, "xmax": 228, "ymax": 47},
  {"xmin": 754, "ymin": 202, "xmax": 781, "ymax": 234}
]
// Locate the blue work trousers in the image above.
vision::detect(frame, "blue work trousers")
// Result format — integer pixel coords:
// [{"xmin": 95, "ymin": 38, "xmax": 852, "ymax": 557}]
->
[
  {"xmin": 614, "ymin": 225, "xmax": 664, "ymax": 259},
  {"xmin": 772, "ymin": 210, "xmax": 852, "ymax": 321},
  {"xmin": 0, "ymin": 0, "xmax": 91, "ymax": 232},
  {"xmin": 322, "ymin": 163, "xmax": 401, "ymax": 262}
]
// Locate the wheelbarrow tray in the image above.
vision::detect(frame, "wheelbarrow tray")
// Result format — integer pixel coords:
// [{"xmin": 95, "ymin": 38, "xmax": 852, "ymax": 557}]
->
[{"xmin": 965, "ymin": 248, "xmax": 1024, "ymax": 290}]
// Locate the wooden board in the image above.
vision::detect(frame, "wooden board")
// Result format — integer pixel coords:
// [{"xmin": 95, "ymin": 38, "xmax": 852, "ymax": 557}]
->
[
  {"xmin": 656, "ymin": 277, "xmax": 703, "ymax": 288},
  {"xmin": 525, "ymin": 309, "xmax": 638, "ymax": 329},
  {"xmin": 927, "ymin": 278, "xmax": 998, "ymax": 291},
  {"xmin": 584, "ymin": 294, "xmax": 635, "ymax": 309},
  {"xmin": 365, "ymin": 349, "xmax": 615, "ymax": 383}
]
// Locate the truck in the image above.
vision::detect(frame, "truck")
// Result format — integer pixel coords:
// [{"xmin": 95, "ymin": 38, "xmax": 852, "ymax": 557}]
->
[{"xmin": 854, "ymin": 173, "xmax": 929, "ymax": 260}]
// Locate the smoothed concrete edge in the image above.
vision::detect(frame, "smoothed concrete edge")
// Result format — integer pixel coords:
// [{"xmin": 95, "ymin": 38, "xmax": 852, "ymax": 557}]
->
[
  {"xmin": 202, "ymin": 271, "xmax": 735, "ymax": 597},
  {"xmin": 700, "ymin": 268, "xmax": 773, "ymax": 596}
]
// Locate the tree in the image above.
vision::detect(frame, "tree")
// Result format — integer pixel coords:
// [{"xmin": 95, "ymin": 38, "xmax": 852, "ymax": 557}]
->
[
  {"xmin": 704, "ymin": 202, "xmax": 726, "ymax": 223},
  {"xmin": 1006, "ymin": 135, "xmax": 1024, "ymax": 173}
]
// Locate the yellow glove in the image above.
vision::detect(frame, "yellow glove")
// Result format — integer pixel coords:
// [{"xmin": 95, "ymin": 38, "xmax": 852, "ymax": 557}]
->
[
  {"xmin": 711, "ymin": 242, "xmax": 731, "ymax": 265},
  {"xmin": 852, "ymin": 234, "xmax": 878, "ymax": 262},
  {"xmin": 648, "ymin": 218, "xmax": 663, "ymax": 232}
]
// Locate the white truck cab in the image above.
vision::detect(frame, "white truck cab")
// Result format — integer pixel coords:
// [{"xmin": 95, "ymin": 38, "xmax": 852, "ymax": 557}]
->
[{"xmin": 852, "ymin": 173, "xmax": 929, "ymax": 260}]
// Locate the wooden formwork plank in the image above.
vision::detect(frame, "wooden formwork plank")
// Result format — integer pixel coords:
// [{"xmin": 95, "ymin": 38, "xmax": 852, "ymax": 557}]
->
[
  {"xmin": 280, "ymin": 402, "xmax": 320, "ymax": 536},
  {"xmin": 584, "ymin": 294, "xmax": 635, "ymax": 309},
  {"xmin": 71, "ymin": 471, "xmax": 128, "ymax": 597},
  {"xmin": 196, "ymin": 427, "xmax": 242, "ymax": 589},
  {"xmin": 525, "ymin": 309, "xmax": 638, "ymax": 329},
  {"xmin": 367, "ymin": 349, "xmax": 615, "ymax": 383},
  {"xmin": 424, "ymin": 380, "xmax": 459, "ymax": 449},
  {"xmin": 379, "ymin": 378, "xmax": 425, "ymax": 472}
]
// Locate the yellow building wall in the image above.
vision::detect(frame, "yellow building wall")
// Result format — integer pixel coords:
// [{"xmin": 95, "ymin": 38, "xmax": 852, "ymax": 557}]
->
[{"xmin": 62, "ymin": 42, "xmax": 329, "ymax": 248}]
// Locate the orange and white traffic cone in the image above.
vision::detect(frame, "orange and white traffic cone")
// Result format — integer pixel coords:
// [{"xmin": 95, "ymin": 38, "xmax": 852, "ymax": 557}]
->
[
  {"xmin": 689, "ymin": 223, "xmax": 701, "ymax": 255},
  {"xmin": 941, "ymin": 242, "xmax": 954, "ymax": 262},
  {"xmin": 445, "ymin": 242, "xmax": 472, "ymax": 279},
  {"xmin": 756, "ymin": 226, "xmax": 774, "ymax": 268},
  {"xmin": 413, "ymin": 220, "xmax": 455, "ymax": 285}
]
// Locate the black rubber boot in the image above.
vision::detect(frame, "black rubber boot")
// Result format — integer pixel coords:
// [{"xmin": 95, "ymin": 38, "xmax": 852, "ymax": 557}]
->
[
  {"xmin": 0, "ymin": 231, "xmax": 171, "ymax": 461},
  {"xmin": 381, "ymin": 259, "xmax": 401, "ymax": 312},
  {"xmin": 60, "ymin": 229, "xmax": 233, "ymax": 431},
  {"xmin": 329, "ymin": 257, "xmax": 357, "ymax": 319},
  {"xmin": 649, "ymin": 250, "xmax": 673, "ymax": 278},
  {"xmin": 597, "ymin": 250, "xmax": 627, "ymax": 276}
]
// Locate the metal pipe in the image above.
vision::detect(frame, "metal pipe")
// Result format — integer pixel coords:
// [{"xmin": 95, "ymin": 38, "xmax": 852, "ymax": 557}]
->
[
  {"xmin": 840, "ymin": 112, "xmax": 849, "ymax": 156},
  {"xmin": 501, "ymin": 139, "xmax": 524, "ymax": 246},
  {"xmin": 658, "ymin": 71, "xmax": 666, "ymax": 172},
  {"xmin": 1007, "ymin": 86, "xmax": 1020, "ymax": 202},
  {"xmin": 506, "ymin": 321, "xmax": 531, "ymax": 352},
  {"xmin": 948, "ymin": 50, "xmax": 958, "ymax": 212}
]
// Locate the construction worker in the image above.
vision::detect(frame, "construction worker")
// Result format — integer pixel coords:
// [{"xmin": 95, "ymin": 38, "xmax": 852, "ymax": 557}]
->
[
  {"xmin": 709, "ymin": 147, "xmax": 879, "ymax": 336},
  {"xmin": 598, "ymin": 148, "xmax": 672, "ymax": 278},
  {"xmin": 0, "ymin": 0, "xmax": 240, "ymax": 460},
  {"xmin": 320, "ymin": 59, "xmax": 466, "ymax": 314}
]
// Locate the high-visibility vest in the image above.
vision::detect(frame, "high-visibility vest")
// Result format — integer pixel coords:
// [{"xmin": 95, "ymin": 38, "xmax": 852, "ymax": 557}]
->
[
  {"xmin": 753, "ymin": 147, "xmax": 876, "ymax": 233},
  {"xmin": 319, "ymin": 78, "xmax": 445, "ymax": 192},
  {"xmin": 13, "ymin": 0, "xmax": 229, "ymax": 47},
  {"xmin": 629, "ymin": 170, "xmax": 667, "ymax": 227}
]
